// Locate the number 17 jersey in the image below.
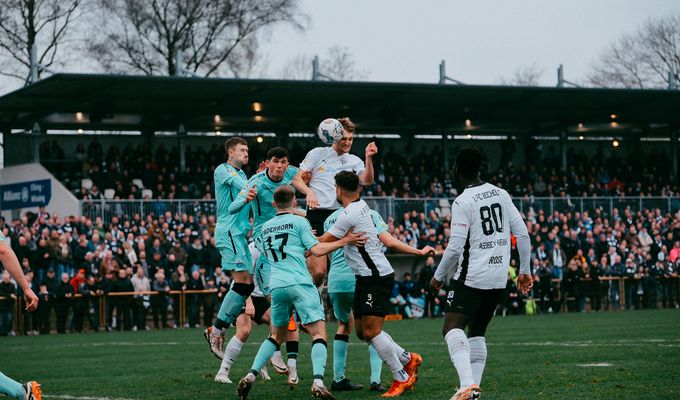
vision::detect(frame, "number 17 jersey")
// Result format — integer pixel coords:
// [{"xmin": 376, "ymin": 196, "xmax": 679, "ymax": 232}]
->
[
  {"xmin": 449, "ymin": 182, "xmax": 524, "ymax": 290},
  {"xmin": 260, "ymin": 213, "xmax": 319, "ymax": 290}
]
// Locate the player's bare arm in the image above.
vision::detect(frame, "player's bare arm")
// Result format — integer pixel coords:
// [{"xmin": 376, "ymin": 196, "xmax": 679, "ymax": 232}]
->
[
  {"xmin": 358, "ymin": 142, "xmax": 377, "ymax": 186},
  {"xmin": 378, "ymin": 232, "xmax": 434, "ymax": 256},
  {"xmin": 0, "ymin": 241, "xmax": 39, "ymax": 311},
  {"xmin": 310, "ymin": 228, "xmax": 366, "ymax": 256},
  {"xmin": 292, "ymin": 169, "xmax": 318, "ymax": 209}
]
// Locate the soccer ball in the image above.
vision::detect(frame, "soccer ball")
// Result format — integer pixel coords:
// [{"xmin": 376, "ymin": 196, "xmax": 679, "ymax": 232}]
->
[{"xmin": 317, "ymin": 118, "xmax": 344, "ymax": 145}]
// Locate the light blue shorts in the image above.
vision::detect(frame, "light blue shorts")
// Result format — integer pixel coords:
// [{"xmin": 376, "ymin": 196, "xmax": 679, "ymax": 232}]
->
[
  {"xmin": 329, "ymin": 292, "xmax": 354, "ymax": 323},
  {"xmin": 270, "ymin": 284, "xmax": 325, "ymax": 327},
  {"xmin": 254, "ymin": 256, "xmax": 271, "ymax": 297},
  {"xmin": 218, "ymin": 233, "xmax": 252, "ymax": 273}
]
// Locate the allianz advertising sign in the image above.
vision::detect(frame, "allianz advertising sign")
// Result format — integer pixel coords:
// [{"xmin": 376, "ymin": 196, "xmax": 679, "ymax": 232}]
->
[{"xmin": 1, "ymin": 179, "xmax": 52, "ymax": 210}]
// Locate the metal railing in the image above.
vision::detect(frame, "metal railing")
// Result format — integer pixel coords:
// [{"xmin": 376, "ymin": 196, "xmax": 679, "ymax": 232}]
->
[{"xmin": 80, "ymin": 196, "xmax": 680, "ymax": 222}]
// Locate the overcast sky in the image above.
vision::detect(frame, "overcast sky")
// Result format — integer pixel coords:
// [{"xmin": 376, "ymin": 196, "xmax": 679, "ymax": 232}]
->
[
  {"xmin": 258, "ymin": 0, "xmax": 680, "ymax": 85},
  {"xmin": 1, "ymin": 0, "xmax": 679, "ymax": 94}
]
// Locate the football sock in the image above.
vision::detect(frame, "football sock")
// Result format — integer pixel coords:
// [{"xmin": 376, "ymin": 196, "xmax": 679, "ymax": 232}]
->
[
  {"xmin": 445, "ymin": 328, "xmax": 475, "ymax": 388},
  {"xmin": 469, "ymin": 336, "xmax": 487, "ymax": 384},
  {"xmin": 333, "ymin": 334, "xmax": 349, "ymax": 382},
  {"xmin": 370, "ymin": 332, "xmax": 408, "ymax": 382},
  {"xmin": 368, "ymin": 343, "xmax": 383, "ymax": 384},
  {"xmin": 311, "ymin": 339, "xmax": 328, "ymax": 380},
  {"xmin": 220, "ymin": 336, "xmax": 243, "ymax": 372},
  {"xmin": 249, "ymin": 337, "xmax": 279, "ymax": 376},
  {"xmin": 214, "ymin": 289, "xmax": 249, "ymax": 331},
  {"xmin": 0, "ymin": 372, "xmax": 23, "ymax": 400},
  {"xmin": 286, "ymin": 340, "xmax": 298, "ymax": 369},
  {"xmin": 382, "ymin": 331, "xmax": 411, "ymax": 365}
]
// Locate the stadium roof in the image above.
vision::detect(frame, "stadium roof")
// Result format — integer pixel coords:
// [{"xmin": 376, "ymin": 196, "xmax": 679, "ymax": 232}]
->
[{"xmin": 0, "ymin": 73, "xmax": 679, "ymax": 136}]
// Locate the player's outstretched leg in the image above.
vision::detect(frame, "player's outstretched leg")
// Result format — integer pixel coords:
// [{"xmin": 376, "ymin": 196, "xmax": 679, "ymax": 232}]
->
[
  {"xmin": 216, "ymin": 313, "xmax": 252, "ymax": 383},
  {"xmin": 236, "ymin": 337, "xmax": 280, "ymax": 400},
  {"xmin": 206, "ymin": 277, "xmax": 254, "ymax": 359},
  {"xmin": 445, "ymin": 328, "xmax": 479, "ymax": 400},
  {"xmin": 382, "ymin": 331, "xmax": 423, "ymax": 379},
  {"xmin": 0, "ymin": 372, "xmax": 41, "ymax": 400}
]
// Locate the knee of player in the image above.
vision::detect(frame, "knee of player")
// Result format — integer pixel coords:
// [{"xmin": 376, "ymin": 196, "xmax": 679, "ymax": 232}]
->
[
  {"xmin": 336, "ymin": 320, "xmax": 351, "ymax": 335},
  {"xmin": 232, "ymin": 282, "xmax": 255, "ymax": 297}
]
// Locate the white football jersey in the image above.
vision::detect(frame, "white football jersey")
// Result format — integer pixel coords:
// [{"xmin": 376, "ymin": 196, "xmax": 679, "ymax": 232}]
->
[
  {"xmin": 327, "ymin": 199, "xmax": 393, "ymax": 278},
  {"xmin": 448, "ymin": 182, "xmax": 526, "ymax": 290},
  {"xmin": 300, "ymin": 147, "xmax": 366, "ymax": 209}
]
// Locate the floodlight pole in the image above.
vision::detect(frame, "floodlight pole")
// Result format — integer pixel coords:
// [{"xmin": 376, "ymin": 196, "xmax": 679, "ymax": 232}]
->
[
  {"xmin": 311, "ymin": 56, "xmax": 335, "ymax": 81},
  {"xmin": 668, "ymin": 70, "xmax": 678, "ymax": 90},
  {"xmin": 438, "ymin": 60, "xmax": 465, "ymax": 85},
  {"xmin": 174, "ymin": 49, "xmax": 201, "ymax": 78},
  {"xmin": 26, "ymin": 45, "xmax": 56, "ymax": 85},
  {"xmin": 556, "ymin": 64, "xmax": 580, "ymax": 88}
]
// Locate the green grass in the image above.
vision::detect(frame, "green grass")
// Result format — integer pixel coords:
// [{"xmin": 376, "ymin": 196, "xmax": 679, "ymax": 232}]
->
[{"xmin": 2, "ymin": 309, "xmax": 679, "ymax": 400}]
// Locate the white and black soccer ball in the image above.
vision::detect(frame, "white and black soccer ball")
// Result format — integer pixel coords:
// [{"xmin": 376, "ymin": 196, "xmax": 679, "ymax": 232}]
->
[{"xmin": 317, "ymin": 118, "xmax": 344, "ymax": 145}]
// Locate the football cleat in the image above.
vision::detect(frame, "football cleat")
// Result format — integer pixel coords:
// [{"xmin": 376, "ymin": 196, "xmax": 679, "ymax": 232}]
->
[
  {"xmin": 287, "ymin": 367, "xmax": 299, "ymax": 389},
  {"xmin": 23, "ymin": 381, "xmax": 41, "ymax": 400},
  {"xmin": 214, "ymin": 370, "xmax": 232, "ymax": 384},
  {"xmin": 382, "ymin": 375, "xmax": 417, "ymax": 398},
  {"xmin": 203, "ymin": 326, "xmax": 225, "ymax": 359},
  {"xmin": 236, "ymin": 377, "xmax": 254, "ymax": 400},
  {"xmin": 449, "ymin": 384, "xmax": 481, "ymax": 400},
  {"xmin": 270, "ymin": 353, "xmax": 289, "ymax": 375},
  {"xmin": 311, "ymin": 382, "xmax": 336, "ymax": 399},
  {"xmin": 404, "ymin": 352, "xmax": 423, "ymax": 378},
  {"xmin": 370, "ymin": 382, "xmax": 387, "ymax": 392},
  {"xmin": 331, "ymin": 378, "xmax": 364, "ymax": 391}
]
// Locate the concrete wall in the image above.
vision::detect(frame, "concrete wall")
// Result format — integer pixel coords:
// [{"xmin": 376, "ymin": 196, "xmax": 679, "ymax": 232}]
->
[{"xmin": 0, "ymin": 163, "xmax": 80, "ymax": 221}]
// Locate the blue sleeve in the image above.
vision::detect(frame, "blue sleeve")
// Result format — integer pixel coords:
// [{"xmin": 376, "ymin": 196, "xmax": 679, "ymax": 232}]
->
[
  {"xmin": 229, "ymin": 176, "xmax": 258, "ymax": 214},
  {"xmin": 371, "ymin": 211, "xmax": 389, "ymax": 235},
  {"xmin": 298, "ymin": 218, "xmax": 320, "ymax": 250}
]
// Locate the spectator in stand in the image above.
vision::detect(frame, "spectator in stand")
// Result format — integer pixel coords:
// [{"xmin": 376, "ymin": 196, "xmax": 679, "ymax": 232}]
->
[
  {"xmin": 417, "ymin": 257, "xmax": 436, "ymax": 318},
  {"xmin": 131, "ymin": 267, "xmax": 150, "ymax": 331},
  {"xmin": 186, "ymin": 269, "xmax": 204, "ymax": 328},
  {"xmin": 0, "ymin": 271, "xmax": 16, "ymax": 336},
  {"xmin": 109, "ymin": 269, "xmax": 134, "ymax": 331},
  {"xmin": 54, "ymin": 272, "xmax": 74, "ymax": 334},
  {"xmin": 151, "ymin": 270, "xmax": 171, "ymax": 329}
]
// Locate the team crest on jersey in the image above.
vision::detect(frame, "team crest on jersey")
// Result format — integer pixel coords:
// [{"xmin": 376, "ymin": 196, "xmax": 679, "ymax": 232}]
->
[{"xmin": 318, "ymin": 165, "xmax": 327, "ymax": 173}]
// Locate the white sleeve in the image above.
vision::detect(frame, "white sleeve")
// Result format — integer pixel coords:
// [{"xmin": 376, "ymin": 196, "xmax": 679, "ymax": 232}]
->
[
  {"xmin": 327, "ymin": 210, "xmax": 353, "ymax": 239},
  {"xmin": 506, "ymin": 193, "xmax": 531, "ymax": 275},
  {"xmin": 299, "ymin": 148, "xmax": 322, "ymax": 172},
  {"xmin": 434, "ymin": 199, "xmax": 470, "ymax": 282},
  {"xmin": 353, "ymin": 156, "xmax": 366, "ymax": 175}
]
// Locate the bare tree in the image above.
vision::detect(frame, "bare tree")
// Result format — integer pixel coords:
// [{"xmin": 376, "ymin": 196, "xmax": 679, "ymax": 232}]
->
[
  {"xmin": 0, "ymin": 0, "xmax": 82, "ymax": 83},
  {"xmin": 497, "ymin": 63, "xmax": 544, "ymax": 86},
  {"xmin": 88, "ymin": 0, "xmax": 306, "ymax": 78},
  {"xmin": 588, "ymin": 14, "xmax": 680, "ymax": 89},
  {"xmin": 279, "ymin": 46, "xmax": 369, "ymax": 81}
]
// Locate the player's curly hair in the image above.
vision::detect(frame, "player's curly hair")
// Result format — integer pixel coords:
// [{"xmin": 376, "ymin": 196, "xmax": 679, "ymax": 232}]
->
[
  {"xmin": 335, "ymin": 171, "xmax": 360, "ymax": 192},
  {"xmin": 454, "ymin": 147, "xmax": 486, "ymax": 179}
]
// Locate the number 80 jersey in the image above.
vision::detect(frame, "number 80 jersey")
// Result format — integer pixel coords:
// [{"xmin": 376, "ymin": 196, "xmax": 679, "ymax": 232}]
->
[
  {"xmin": 449, "ymin": 182, "xmax": 525, "ymax": 290},
  {"xmin": 260, "ymin": 213, "xmax": 320, "ymax": 290}
]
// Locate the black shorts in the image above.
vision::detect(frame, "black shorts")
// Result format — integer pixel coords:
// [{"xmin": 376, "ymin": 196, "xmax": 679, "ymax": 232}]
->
[
  {"xmin": 353, "ymin": 274, "xmax": 393, "ymax": 318},
  {"xmin": 240, "ymin": 296, "xmax": 270, "ymax": 325},
  {"xmin": 445, "ymin": 280, "xmax": 504, "ymax": 321},
  {"xmin": 306, "ymin": 208, "xmax": 336, "ymax": 235}
]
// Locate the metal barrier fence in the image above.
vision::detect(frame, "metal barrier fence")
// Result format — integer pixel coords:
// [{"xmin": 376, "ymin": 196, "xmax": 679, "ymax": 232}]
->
[
  {"xmin": 80, "ymin": 196, "xmax": 680, "ymax": 222},
  {"xmin": 2, "ymin": 276, "xmax": 678, "ymax": 335}
]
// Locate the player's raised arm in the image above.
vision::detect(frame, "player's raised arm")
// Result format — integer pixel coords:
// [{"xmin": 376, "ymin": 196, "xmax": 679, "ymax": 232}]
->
[
  {"xmin": 358, "ymin": 142, "xmax": 377, "ymax": 186},
  {"xmin": 309, "ymin": 228, "xmax": 367, "ymax": 256},
  {"xmin": 292, "ymin": 149, "xmax": 320, "ymax": 209},
  {"xmin": 378, "ymin": 232, "xmax": 434, "ymax": 256},
  {"xmin": 228, "ymin": 178, "xmax": 258, "ymax": 214},
  {"xmin": 0, "ymin": 237, "xmax": 38, "ymax": 311},
  {"xmin": 432, "ymin": 200, "xmax": 471, "ymax": 289},
  {"xmin": 506, "ymin": 193, "xmax": 533, "ymax": 294}
]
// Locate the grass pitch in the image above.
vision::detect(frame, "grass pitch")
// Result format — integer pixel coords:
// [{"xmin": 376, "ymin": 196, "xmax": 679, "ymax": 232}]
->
[{"xmin": 1, "ymin": 309, "xmax": 679, "ymax": 400}]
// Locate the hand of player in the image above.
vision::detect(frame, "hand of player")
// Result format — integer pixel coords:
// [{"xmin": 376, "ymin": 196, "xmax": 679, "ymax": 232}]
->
[
  {"xmin": 430, "ymin": 277, "xmax": 443, "ymax": 290},
  {"xmin": 306, "ymin": 191, "xmax": 319, "ymax": 209},
  {"xmin": 344, "ymin": 228, "xmax": 367, "ymax": 246},
  {"xmin": 245, "ymin": 187, "xmax": 257, "ymax": 202},
  {"xmin": 23, "ymin": 288, "xmax": 39, "ymax": 311},
  {"xmin": 517, "ymin": 273, "xmax": 533, "ymax": 295},
  {"xmin": 245, "ymin": 302, "xmax": 255, "ymax": 318},
  {"xmin": 365, "ymin": 142, "xmax": 378, "ymax": 159},
  {"xmin": 256, "ymin": 161, "xmax": 267, "ymax": 173},
  {"xmin": 301, "ymin": 170, "xmax": 312, "ymax": 185},
  {"xmin": 419, "ymin": 245, "xmax": 435, "ymax": 256}
]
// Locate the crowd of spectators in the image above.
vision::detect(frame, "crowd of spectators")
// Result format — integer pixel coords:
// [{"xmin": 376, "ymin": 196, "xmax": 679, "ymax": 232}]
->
[
  {"xmin": 1, "ymin": 193, "xmax": 679, "ymax": 335},
  {"xmin": 40, "ymin": 138, "xmax": 677, "ymax": 202}
]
